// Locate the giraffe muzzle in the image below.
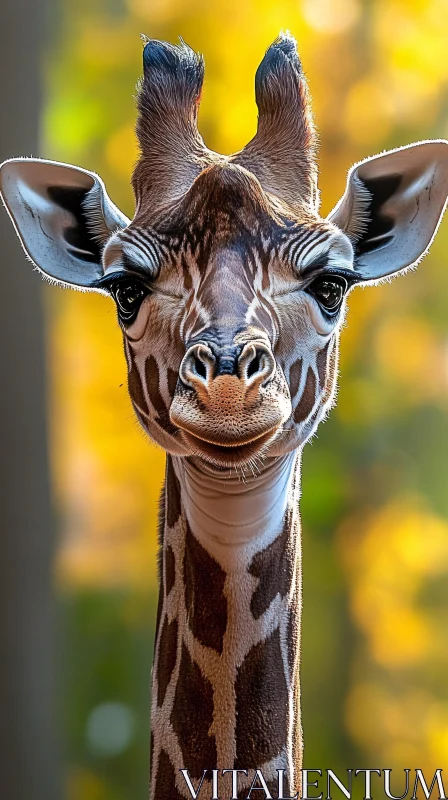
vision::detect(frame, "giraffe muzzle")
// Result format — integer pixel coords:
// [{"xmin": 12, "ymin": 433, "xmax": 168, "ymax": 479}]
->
[{"xmin": 170, "ymin": 340, "xmax": 290, "ymax": 455}]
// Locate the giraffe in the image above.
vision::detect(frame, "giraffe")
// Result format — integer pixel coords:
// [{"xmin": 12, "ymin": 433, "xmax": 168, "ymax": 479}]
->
[{"xmin": 1, "ymin": 32, "xmax": 448, "ymax": 800}]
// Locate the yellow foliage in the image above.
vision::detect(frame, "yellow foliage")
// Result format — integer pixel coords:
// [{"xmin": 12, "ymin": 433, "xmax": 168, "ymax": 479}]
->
[
  {"xmin": 106, "ymin": 123, "xmax": 139, "ymax": 179},
  {"xmin": 302, "ymin": 0, "xmax": 361, "ymax": 34},
  {"xmin": 374, "ymin": 316, "xmax": 444, "ymax": 401},
  {"xmin": 343, "ymin": 77, "xmax": 393, "ymax": 146},
  {"xmin": 339, "ymin": 500, "xmax": 448, "ymax": 761},
  {"xmin": 49, "ymin": 290, "xmax": 165, "ymax": 589},
  {"xmin": 345, "ymin": 683, "xmax": 444, "ymax": 767}
]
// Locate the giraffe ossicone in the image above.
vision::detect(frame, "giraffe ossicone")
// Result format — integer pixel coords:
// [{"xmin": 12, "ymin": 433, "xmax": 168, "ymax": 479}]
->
[{"xmin": 1, "ymin": 32, "xmax": 448, "ymax": 800}]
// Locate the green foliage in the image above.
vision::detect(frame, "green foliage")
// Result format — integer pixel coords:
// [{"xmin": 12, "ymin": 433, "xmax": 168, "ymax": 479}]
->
[{"xmin": 59, "ymin": 590, "xmax": 156, "ymax": 800}]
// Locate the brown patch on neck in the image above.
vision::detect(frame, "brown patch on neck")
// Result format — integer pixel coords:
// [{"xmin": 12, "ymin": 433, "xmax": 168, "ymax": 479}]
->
[
  {"xmin": 170, "ymin": 642, "xmax": 217, "ymax": 779},
  {"xmin": 149, "ymin": 730, "xmax": 155, "ymax": 788},
  {"xmin": 154, "ymin": 594, "xmax": 163, "ymax": 656},
  {"xmin": 287, "ymin": 609, "xmax": 301, "ymax": 683},
  {"xmin": 287, "ymin": 564, "xmax": 303, "ymax": 796},
  {"xmin": 184, "ymin": 520, "xmax": 228, "ymax": 653},
  {"xmin": 234, "ymin": 627, "xmax": 288, "ymax": 768},
  {"xmin": 153, "ymin": 748, "xmax": 185, "ymax": 800},
  {"xmin": 248, "ymin": 511, "xmax": 295, "ymax": 619},
  {"xmin": 156, "ymin": 615, "xmax": 178, "ymax": 707}
]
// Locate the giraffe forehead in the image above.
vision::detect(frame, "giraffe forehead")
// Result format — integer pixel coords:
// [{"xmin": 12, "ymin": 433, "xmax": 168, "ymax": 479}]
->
[
  {"xmin": 129, "ymin": 162, "xmax": 323, "ymax": 268},
  {"xmin": 180, "ymin": 223, "xmax": 351, "ymax": 293},
  {"xmin": 104, "ymin": 210, "xmax": 350, "ymax": 303},
  {"xmin": 112, "ymin": 162, "xmax": 352, "ymax": 285}
]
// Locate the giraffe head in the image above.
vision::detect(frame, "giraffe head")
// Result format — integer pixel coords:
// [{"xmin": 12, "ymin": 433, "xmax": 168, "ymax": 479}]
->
[{"xmin": 1, "ymin": 35, "xmax": 448, "ymax": 469}]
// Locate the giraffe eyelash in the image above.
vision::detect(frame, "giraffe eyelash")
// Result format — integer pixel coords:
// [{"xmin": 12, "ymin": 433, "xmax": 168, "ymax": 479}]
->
[
  {"xmin": 93, "ymin": 269, "xmax": 153, "ymax": 293},
  {"xmin": 301, "ymin": 266, "xmax": 361, "ymax": 285}
]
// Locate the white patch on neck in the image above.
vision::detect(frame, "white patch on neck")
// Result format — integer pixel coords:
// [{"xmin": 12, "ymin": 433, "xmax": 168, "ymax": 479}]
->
[{"xmin": 172, "ymin": 452, "xmax": 300, "ymax": 570}]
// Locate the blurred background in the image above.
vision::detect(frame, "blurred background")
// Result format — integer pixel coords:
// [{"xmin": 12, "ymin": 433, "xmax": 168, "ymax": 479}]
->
[{"xmin": 1, "ymin": 0, "xmax": 448, "ymax": 798}]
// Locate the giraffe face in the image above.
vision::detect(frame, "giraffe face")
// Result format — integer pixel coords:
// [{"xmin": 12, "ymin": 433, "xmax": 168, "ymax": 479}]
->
[
  {"xmin": 1, "ymin": 37, "xmax": 447, "ymax": 469},
  {"xmin": 102, "ymin": 164, "xmax": 356, "ymax": 468}
]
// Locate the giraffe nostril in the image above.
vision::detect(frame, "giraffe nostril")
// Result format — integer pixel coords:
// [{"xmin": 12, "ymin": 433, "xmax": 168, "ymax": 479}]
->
[
  {"xmin": 239, "ymin": 343, "xmax": 276, "ymax": 386},
  {"xmin": 194, "ymin": 356, "xmax": 207, "ymax": 380},
  {"xmin": 179, "ymin": 344, "xmax": 216, "ymax": 389},
  {"xmin": 247, "ymin": 351, "xmax": 261, "ymax": 379}
]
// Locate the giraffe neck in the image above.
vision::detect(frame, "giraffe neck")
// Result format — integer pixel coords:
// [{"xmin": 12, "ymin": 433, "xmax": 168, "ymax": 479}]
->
[{"xmin": 150, "ymin": 452, "xmax": 302, "ymax": 800}]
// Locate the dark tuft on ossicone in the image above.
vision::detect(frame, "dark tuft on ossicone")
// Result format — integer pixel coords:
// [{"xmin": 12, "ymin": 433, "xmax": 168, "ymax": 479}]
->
[
  {"xmin": 133, "ymin": 37, "xmax": 210, "ymax": 212},
  {"xmin": 139, "ymin": 38, "xmax": 204, "ymax": 112},
  {"xmin": 234, "ymin": 30, "xmax": 319, "ymax": 211},
  {"xmin": 255, "ymin": 31, "xmax": 304, "ymax": 112},
  {"xmin": 271, "ymin": 30, "xmax": 301, "ymax": 61},
  {"xmin": 256, "ymin": 32, "xmax": 302, "ymax": 93}
]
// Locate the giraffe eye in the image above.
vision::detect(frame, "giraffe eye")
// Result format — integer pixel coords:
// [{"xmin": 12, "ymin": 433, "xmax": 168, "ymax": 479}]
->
[
  {"xmin": 307, "ymin": 275, "xmax": 347, "ymax": 314},
  {"xmin": 112, "ymin": 280, "xmax": 149, "ymax": 323}
]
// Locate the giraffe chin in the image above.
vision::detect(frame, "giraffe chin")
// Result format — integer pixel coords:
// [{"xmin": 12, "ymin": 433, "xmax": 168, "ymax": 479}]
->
[{"xmin": 179, "ymin": 428, "xmax": 280, "ymax": 468}]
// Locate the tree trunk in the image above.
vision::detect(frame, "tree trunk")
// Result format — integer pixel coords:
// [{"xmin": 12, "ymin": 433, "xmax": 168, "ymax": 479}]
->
[{"xmin": 0, "ymin": 1, "xmax": 60, "ymax": 797}]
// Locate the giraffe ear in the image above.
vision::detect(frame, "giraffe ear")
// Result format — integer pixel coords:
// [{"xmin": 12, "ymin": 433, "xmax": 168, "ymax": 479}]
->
[
  {"xmin": 0, "ymin": 158, "xmax": 130, "ymax": 289},
  {"xmin": 328, "ymin": 140, "xmax": 448, "ymax": 281}
]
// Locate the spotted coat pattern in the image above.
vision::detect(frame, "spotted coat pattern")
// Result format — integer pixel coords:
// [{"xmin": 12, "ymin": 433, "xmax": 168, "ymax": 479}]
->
[{"xmin": 149, "ymin": 457, "xmax": 302, "ymax": 799}]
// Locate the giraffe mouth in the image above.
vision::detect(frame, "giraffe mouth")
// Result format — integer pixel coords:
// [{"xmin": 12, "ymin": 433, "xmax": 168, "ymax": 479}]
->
[{"xmin": 179, "ymin": 428, "xmax": 280, "ymax": 467}]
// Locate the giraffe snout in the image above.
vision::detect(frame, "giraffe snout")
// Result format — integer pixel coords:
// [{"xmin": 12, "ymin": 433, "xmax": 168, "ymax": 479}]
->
[{"xmin": 170, "ymin": 339, "xmax": 290, "ymax": 458}]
